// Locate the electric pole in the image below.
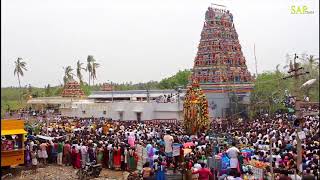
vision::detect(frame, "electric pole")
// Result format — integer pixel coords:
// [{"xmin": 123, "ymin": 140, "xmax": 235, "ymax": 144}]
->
[{"xmin": 283, "ymin": 53, "xmax": 309, "ymax": 174}]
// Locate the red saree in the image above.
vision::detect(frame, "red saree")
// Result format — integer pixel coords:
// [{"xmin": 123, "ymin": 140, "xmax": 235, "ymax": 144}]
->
[
  {"xmin": 113, "ymin": 148, "xmax": 121, "ymax": 170},
  {"xmin": 75, "ymin": 151, "xmax": 81, "ymax": 169}
]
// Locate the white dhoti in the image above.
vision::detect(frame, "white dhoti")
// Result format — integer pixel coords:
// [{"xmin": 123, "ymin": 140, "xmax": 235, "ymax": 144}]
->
[{"xmin": 41, "ymin": 150, "xmax": 48, "ymax": 159}]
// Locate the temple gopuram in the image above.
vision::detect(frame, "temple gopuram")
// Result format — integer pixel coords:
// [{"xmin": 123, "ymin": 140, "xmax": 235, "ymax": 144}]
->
[
  {"xmin": 190, "ymin": 6, "xmax": 254, "ymax": 118},
  {"xmin": 61, "ymin": 80, "xmax": 85, "ymax": 97}
]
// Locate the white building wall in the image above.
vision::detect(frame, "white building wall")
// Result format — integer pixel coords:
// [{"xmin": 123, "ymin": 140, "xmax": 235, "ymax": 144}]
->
[
  {"xmin": 60, "ymin": 101, "xmax": 183, "ymax": 121},
  {"xmin": 110, "ymin": 102, "xmax": 155, "ymax": 121},
  {"xmin": 154, "ymin": 112, "xmax": 179, "ymax": 120}
]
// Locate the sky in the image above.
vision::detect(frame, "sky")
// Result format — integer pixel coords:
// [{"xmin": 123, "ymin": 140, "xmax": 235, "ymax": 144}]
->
[{"xmin": 1, "ymin": 0, "xmax": 319, "ymax": 87}]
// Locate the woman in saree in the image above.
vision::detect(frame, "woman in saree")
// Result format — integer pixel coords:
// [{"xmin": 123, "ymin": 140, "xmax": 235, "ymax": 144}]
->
[
  {"xmin": 75, "ymin": 146, "xmax": 81, "ymax": 169},
  {"xmin": 96, "ymin": 143, "xmax": 104, "ymax": 164},
  {"xmin": 71, "ymin": 146, "xmax": 77, "ymax": 168},
  {"xmin": 123, "ymin": 146, "xmax": 128, "ymax": 171},
  {"xmin": 113, "ymin": 144, "xmax": 121, "ymax": 170},
  {"xmin": 146, "ymin": 144, "xmax": 154, "ymax": 167},
  {"xmin": 88, "ymin": 145, "xmax": 95, "ymax": 163},
  {"xmin": 103, "ymin": 145, "xmax": 109, "ymax": 168},
  {"xmin": 128, "ymin": 147, "xmax": 136, "ymax": 171}
]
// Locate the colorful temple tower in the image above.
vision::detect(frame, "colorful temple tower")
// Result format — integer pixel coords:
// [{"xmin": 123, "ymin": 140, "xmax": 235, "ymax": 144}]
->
[
  {"xmin": 61, "ymin": 80, "xmax": 85, "ymax": 97},
  {"xmin": 191, "ymin": 6, "xmax": 254, "ymax": 118}
]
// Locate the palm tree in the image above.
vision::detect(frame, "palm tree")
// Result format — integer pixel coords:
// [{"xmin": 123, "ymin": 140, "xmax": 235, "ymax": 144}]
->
[
  {"xmin": 301, "ymin": 55, "xmax": 319, "ymax": 97},
  {"xmin": 87, "ymin": 55, "xmax": 94, "ymax": 86},
  {"xmin": 14, "ymin": 57, "xmax": 27, "ymax": 102},
  {"xmin": 306, "ymin": 55, "xmax": 318, "ymax": 76},
  {"xmin": 63, "ymin": 66, "xmax": 75, "ymax": 84},
  {"xmin": 76, "ymin": 60, "xmax": 86, "ymax": 85},
  {"xmin": 91, "ymin": 61, "xmax": 100, "ymax": 85}
]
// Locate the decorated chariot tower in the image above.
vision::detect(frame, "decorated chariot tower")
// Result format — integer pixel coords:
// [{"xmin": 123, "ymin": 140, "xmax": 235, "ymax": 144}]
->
[{"xmin": 183, "ymin": 78, "xmax": 210, "ymax": 134}]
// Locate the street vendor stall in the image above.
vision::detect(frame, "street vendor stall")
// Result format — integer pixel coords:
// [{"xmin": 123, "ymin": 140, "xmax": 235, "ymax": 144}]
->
[{"xmin": 1, "ymin": 119, "xmax": 28, "ymax": 167}]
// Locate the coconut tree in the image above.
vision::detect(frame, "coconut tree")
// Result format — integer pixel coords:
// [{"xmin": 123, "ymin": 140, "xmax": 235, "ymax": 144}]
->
[
  {"xmin": 91, "ymin": 61, "xmax": 100, "ymax": 86},
  {"xmin": 63, "ymin": 66, "xmax": 75, "ymax": 84},
  {"xmin": 14, "ymin": 57, "xmax": 27, "ymax": 102},
  {"xmin": 304, "ymin": 55, "xmax": 319, "ymax": 78},
  {"xmin": 300, "ymin": 55, "xmax": 319, "ymax": 98},
  {"xmin": 87, "ymin": 55, "xmax": 94, "ymax": 86},
  {"xmin": 76, "ymin": 60, "xmax": 86, "ymax": 85}
]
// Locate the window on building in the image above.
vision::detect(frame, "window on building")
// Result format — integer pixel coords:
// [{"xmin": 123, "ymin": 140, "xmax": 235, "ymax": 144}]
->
[{"xmin": 103, "ymin": 111, "xmax": 106, "ymax": 115}]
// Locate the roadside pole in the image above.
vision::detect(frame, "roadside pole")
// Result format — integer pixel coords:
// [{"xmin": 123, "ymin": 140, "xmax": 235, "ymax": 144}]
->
[{"xmin": 282, "ymin": 54, "xmax": 309, "ymax": 174}]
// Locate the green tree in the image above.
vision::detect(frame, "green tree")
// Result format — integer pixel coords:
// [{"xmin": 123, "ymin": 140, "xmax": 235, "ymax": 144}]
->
[
  {"xmin": 250, "ymin": 71, "xmax": 289, "ymax": 115},
  {"xmin": 22, "ymin": 84, "xmax": 32, "ymax": 100},
  {"xmin": 175, "ymin": 69, "xmax": 192, "ymax": 87},
  {"xmin": 158, "ymin": 69, "xmax": 192, "ymax": 89},
  {"xmin": 63, "ymin": 66, "xmax": 75, "ymax": 84},
  {"xmin": 76, "ymin": 60, "xmax": 86, "ymax": 85},
  {"xmin": 86, "ymin": 55, "xmax": 94, "ymax": 86},
  {"xmin": 299, "ymin": 54, "xmax": 319, "ymax": 99},
  {"xmin": 53, "ymin": 86, "xmax": 63, "ymax": 96},
  {"xmin": 14, "ymin": 57, "xmax": 27, "ymax": 102},
  {"xmin": 80, "ymin": 84, "xmax": 92, "ymax": 96},
  {"xmin": 28, "ymin": 84, "xmax": 32, "ymax": 94},
  {"xmin": 45, "ymin": 84, "xmax": 52, "ymax": 96},
  {"xmin": 32, "ymin": 91, "xmax": 40, "ymax": 98},
  {"xmin": 91, "ymin": 60, "xmax": 100, "ymax": 86}
]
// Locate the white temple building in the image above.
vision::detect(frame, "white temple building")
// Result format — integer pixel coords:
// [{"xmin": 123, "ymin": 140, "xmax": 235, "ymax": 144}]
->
[{"xmin": 27, "ymin": 90, "xmax": 186, "ymax": 122}]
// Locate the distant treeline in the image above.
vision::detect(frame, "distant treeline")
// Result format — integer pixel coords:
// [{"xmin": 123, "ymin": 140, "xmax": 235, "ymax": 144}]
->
[{"xmin": 1, "ymin": 69, "xmax": 192, "ymax": 116}]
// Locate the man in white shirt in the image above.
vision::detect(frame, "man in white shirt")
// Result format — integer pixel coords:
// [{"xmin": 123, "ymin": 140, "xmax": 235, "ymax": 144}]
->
[
  {"xmin": 80, "ymin": 144, "xmax": 88, "ymax": 167},
  {"xmin": 163, "ymin": 131, "xmax": 174, "ymax": 157},
  {"xmin": 226, "ymin": 142, "xmax": 240, "ymax": 173}
]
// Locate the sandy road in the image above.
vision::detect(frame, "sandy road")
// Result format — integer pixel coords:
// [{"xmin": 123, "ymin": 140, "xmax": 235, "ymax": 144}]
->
[{"xmin": 2, "ymin": 164, "xmax": 130, "ymax": 180}]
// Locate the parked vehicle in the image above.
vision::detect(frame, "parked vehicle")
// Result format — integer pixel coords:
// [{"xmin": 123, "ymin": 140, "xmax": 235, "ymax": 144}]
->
[{"xmin": 76, "ymin": 160, "xmax": 102, "ymax": 180}]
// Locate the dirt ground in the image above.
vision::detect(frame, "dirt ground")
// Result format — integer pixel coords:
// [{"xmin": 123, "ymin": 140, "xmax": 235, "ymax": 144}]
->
[{"xmin": 2, "ymin": 164, "xmax": 130, "ymax": 180}]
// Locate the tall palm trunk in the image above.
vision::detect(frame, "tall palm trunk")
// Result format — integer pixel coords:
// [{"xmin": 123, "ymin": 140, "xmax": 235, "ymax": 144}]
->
[{"xmin": 17, "ymin": 73, "xmax": 22, "ymax": 103}]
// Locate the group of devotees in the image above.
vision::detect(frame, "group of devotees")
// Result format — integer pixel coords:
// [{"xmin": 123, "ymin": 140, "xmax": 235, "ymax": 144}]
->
[{"xmin": 22, "ymin": 111, "xmax": 319, "ymax": 180}]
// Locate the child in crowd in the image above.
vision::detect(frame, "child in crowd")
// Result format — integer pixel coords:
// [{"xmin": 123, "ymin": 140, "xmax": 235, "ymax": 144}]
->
[{"xmin": 31, "ymin": 146, "xmax": 38, "ymax": 173}]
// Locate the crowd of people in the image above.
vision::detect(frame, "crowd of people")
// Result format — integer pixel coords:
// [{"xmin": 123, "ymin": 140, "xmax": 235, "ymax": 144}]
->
[
  {"xmin": 14, "ymin": 105, "xmax": 319, "ymax": 180},
  {"xmin": 156, "ymin": 94, "xmax": 179, "ymax": 103}
]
